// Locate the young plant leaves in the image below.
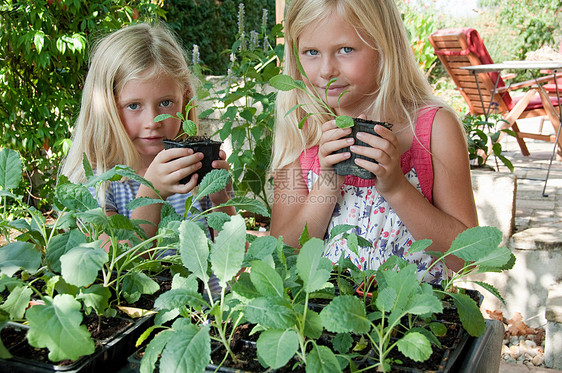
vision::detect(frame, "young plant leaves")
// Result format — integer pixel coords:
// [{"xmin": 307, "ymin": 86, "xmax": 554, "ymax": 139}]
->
[
  {"xmin": 210, "ymin": 214, "xmax": 246, "ymax": 288},
  {"xmin": 26, "ymin": 294, "xmax": 95, "ymax": 362},
  {"xmin": 159, "ymin": 320, "xmax": 211, "ymax": 373},
  {"xmin": 296, "ymin": 238, "xmax": 332, "ymax": 293},
  {"xmin": 178, "ymin": 220, "xmax": 210, "ymax": 283},
  {"xmin": 0, "ymin": 241, "xmax": 42, "ymax": 277},
  {"xmin": 257, "ymin": 329, "xmax": 299, "ymax": 369},
  {"xmin": 396, "ymin": 332, "xmax": 432, "ymax": 362}
]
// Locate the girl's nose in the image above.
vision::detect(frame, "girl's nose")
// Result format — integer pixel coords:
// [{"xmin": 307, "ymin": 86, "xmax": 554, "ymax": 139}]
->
[
  {"xmin": 319, "ymin": 56, "xmax": 338, "ymax": 80},
  {"xmin": 147, "ymin": 107, "xmax": 162, "ymax": 128}
]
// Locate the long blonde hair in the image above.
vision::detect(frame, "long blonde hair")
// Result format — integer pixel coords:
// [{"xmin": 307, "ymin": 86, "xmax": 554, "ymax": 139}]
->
[
  {"xmin": 270, "ymin": 0, "xmax": 452, "ymax": 171},
  {"xmin": 61, "ymin": 22, "xmax": 198, "ymax": 183}
]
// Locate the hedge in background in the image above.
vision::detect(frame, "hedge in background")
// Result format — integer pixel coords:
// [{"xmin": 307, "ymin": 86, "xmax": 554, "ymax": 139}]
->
[{"xmin": 164, "ymin": 0, "xmax": 276, "ymax": 74}]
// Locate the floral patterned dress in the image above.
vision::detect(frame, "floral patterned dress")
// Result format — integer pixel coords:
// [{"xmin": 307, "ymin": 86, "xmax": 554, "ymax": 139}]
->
[{"xmin": 299, "ymin": 107, "xmax": 445, "ymax": 284}]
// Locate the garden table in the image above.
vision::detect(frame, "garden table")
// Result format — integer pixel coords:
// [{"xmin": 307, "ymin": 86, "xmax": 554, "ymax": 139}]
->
[{"xmin": 461, "ymin": 61, "xmax": 562, "ymax": 197}]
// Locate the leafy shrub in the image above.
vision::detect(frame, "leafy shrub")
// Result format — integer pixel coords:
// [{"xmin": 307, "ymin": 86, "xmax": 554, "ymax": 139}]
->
[
  {"xmin": 462, "ymin": 114, "xmax": 514, "ymax": 171},
  {"xmin": 397, "ymin": 0, "xmax": 438, "ymax": 75},
  {"xmin": 196, "ymin": 4, "xmax": 282, "ymax": 214}
]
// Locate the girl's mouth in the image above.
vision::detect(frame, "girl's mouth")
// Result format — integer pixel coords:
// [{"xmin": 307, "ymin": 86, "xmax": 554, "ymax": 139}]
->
[{"xmin": 322, "ymin": 85, "xmax": 347, "ymax": 95}]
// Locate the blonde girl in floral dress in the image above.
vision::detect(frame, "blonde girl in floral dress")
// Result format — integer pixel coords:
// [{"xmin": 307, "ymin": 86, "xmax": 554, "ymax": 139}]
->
[{"xmin": 269, "ymin": 0, "xmax": 478, "ymax": 284}]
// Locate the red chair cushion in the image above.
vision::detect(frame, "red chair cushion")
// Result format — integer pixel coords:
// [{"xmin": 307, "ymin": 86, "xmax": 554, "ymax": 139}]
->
[
  {"xmin": 543, "ymin": 77, "xmax": 562, "ymax": 93},
  {"xmin": 511, "ymin": 92, "xmax": 560, "ymax": 111}
]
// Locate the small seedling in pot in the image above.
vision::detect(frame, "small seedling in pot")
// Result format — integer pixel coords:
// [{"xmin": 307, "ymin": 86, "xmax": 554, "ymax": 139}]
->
[
  {"xmin": 154, "ymin": 97, "xmax": 198, "ymax": 139},
  {"xmin": 154, "ymin": 98, "xmax": 222, "ymax": 184}
]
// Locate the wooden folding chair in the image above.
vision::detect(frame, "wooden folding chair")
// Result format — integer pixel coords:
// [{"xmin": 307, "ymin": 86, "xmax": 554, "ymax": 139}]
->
[{"xmin": 429, "ymin": 28, "xmax": 561, "ymax": 156}]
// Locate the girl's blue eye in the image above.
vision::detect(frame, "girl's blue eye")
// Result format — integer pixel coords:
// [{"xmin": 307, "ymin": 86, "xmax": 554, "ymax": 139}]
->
[
  {"xmin": 128, "ymin": 103, "xmax": 139, "ymax": 110},
  {"xmin": 305, "ymin": 49, "xmax": 319, "ymax": 56},
  {"xmin": 341, "ymin": 47, "xmax": 353, "ymax": 54},
  {"xmin": 161, "ymin": 99, "xmax": 172, "ymax": 107}
]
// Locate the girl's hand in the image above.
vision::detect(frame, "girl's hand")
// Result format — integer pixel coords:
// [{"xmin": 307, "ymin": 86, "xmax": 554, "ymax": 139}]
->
[
  {"xmin": 319, "ymin": 119, "xmax": 352, "ymax": 188},
  {"xmin": 144, "ymin": 147, "xmax": 203, "ymax": 199},
  {"xmin": 350, "ymin": 122, "xmax": 406, "ymax": 196},
  {"xmin": 209, "ymin": 149, "xmax": 232, "ymax": 206}
]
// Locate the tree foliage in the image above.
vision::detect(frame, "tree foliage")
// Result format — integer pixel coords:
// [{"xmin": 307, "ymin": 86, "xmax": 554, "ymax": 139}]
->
[{"xmin": 491, "ymin": 0, "xmax": 562, "ymax": 59}]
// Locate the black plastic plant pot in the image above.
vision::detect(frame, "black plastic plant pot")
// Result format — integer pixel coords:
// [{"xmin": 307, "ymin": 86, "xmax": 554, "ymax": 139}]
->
[
  {"xmin": 333, "ymin": 118, "xmax": 393, "ymax": 179},
  {"xmin": 163, "ymin": 137, "xmax": 222, "ymax": 185},
  {"xmin": 0, "ymin": 314, "xmax": 154, "ymax": 373}
]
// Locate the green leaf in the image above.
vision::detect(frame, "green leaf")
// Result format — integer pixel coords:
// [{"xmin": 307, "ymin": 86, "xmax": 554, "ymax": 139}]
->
[
  {"xmin": 0, "ymin": 286, "xmax": 32, "ymax": 319},
  {"xmin": 154, "ymin": 113, "xmax": 173, "ymax": 122},
  {"xmin": 230, "ymin": 272, "xmax": 261, "ymax": 299},
  {"xmin": 320, "ymin": 295, "xmax": 370, "ymax": 334},
  {"xmin": 82, "ymin": 154, "xmax": 94, "ymax": 179},
  {"xmin": 220, "ymin": 196, "xmax": 270, "ymax": 217},
  {"xmin": 210, "ymin": 215, "xmax": 246, "ymax": 288},
  {"xmin": 244, "ymin": 236, "xmax": 278, "ymax": 264},
  {"xmin": 55, "ymin": 182, "xmax": 98, "ymax": 211},
  {"xmin": 196, "ymin": 169, "xmax": 231, "ymax": 201},
  {"xmin": 60, "ymin": 243, "xmax": 108, "ymax": 287},
  {"xmin": 46, "ymin": 229, "xmax": 88, "ymax": 273},
  {"xmin": 250, "ymin": 260, "xmax": 284, "ymax": 298},
  {"xmin": 0, "ymin": 324, "xmax": 12, "ymax": 359},
  {"xmin": 332, "ymin": 333, "xmax": 353, "ymax": 354},
  {"xmin": 154, "ymin": 288, "xmax": 207, "ymax": 310},
  {"xmin": 126, "ymin": 197, "xmax": 165, "ymax": 211},
  {"xmin": 0, "ymin": 241, "xmax": 42, "ymax": 277},
  {"xmin": 449, "ymin": 292, "xmax": 486, "ymax": 337},
  {"xmin": 33, "ymin": 31, "xmax": 45, "ymax": 53},
  {"xmin": 306, "ymin": 344, "xmax": 341, "ymax": 373},
  {"xmin": 405, "ymin": 293, "xmax": 443, "ymax": 315},
  {"xmin": 379, "ymin": 263, "xmax": 419, "ymax": 313},
  {"xmin": 336, "ymin": 116, "xmax": 354, "ymax": 129},
  {"xmin": 303, "ymin": 309, "xmax": 323, "ymax": 339},
  {"xmin": 329, "ymin": 224, "xmax": 355, "ymax": 238},
  {"xmin": 257, "ymin": 329, "xmax": 299, "ymax": 369},
  {"xmin": 396, "ymin": 332, "xmax": 432, "ymax": 362},
  {"xmin": 296, "ymin": 238, "xmax": 332, "ymax": 293},
  {"xmin": 205, "ymin": 211, "xmax": 230, "ymax": 231},
  {"xmin": 26, "ymin": 295, "xmax": 95, "ymax": 362},
  {"xmin": 178, "ymin": 220, "xmax": 209, "ymax": 283},
  {"xmin": 472, "ymin": 246, "xmax": 513, "ymax": 268},
  {"xmin": 446, "ymin": 226, "xmax": 502, "ymax": 262},
  {"xmin": 160, "ymin": 322, "xmax": 211, "ymax": 373},
  {"xmin": 0, "ymin": 148, "xmax": 22, "ymax": 190},
  {"xmin": 408, "ymin": 239, "xmax": 432, "ymax": 253},
  {"xmin": 182, "ymin": 119, "xmax": 197, "ymax": 137},
  {"xmin": 121, "ymin": 272, "xmax": 160, "ymax": 304},
  {"xmin": 244, "ymin": 297, "xmax": 297, "ymax": 329},
  {"xmin": 141, "ymin": 330, "xmax": 174, "ymax": 373},
  {"xmin": 375, "ymin": 287, "xmax": 397, "ymax": 312},
  {"xmin": 473, "ymin": 281, "xmax": 505, "ymax": 304},
  {"xmin": 76, "ymin": 284, "xmax": 111, "ymax": 315},
  {"xmin": 429, "ymin": 322, "xmax": 448, "ymax": 337},
  {"xmin": 299, "ymin": 223, "xmax": 311, "ymax": 246},
  {"xmin": 269, "ymin": 74, "xmax": 302, "ymax": 91}
]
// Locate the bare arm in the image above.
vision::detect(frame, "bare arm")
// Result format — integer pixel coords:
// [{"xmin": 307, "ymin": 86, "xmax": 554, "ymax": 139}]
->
[{"xmin": 353, "ymin": 109, "xmax": 478, "ymax": 272}]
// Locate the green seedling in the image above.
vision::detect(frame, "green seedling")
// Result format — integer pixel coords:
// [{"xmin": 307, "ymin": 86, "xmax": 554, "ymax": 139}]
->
[{"xmin": 154, "ymin": 97, "xmax": 198, "ymax": 138}]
